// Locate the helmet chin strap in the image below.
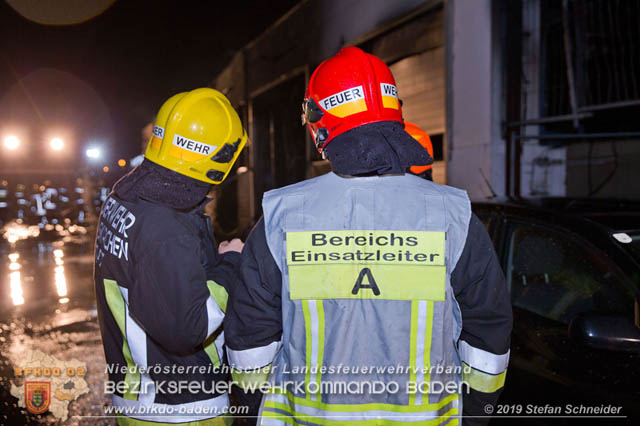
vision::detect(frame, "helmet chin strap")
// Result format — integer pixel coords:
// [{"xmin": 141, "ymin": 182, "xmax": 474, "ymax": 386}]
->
[{"xmin": 315, "ymin": 128, "xmax": 329, "ymax": 151}]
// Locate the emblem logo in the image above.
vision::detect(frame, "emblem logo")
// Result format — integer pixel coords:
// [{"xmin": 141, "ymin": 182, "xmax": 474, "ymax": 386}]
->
[{"xmin": 25, "ymin": 381, "xmax": 51, "ymax": 415}]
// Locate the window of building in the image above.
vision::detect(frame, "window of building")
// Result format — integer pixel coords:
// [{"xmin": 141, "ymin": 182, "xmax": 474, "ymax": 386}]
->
[{"xmin": 539, "ymin": 0, "xmax": 640, "ymax": 133}]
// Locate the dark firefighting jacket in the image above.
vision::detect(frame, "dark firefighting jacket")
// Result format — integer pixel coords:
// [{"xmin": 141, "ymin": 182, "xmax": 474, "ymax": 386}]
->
[{"xmin": 94, "ymin": 182, "xmax": 238, "ymax": 423}]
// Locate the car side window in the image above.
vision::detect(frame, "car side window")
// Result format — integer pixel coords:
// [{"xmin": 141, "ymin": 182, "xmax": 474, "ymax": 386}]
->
[{"xmin": 505, "ymin": 223, "xmax": 633, "ymax": 323}]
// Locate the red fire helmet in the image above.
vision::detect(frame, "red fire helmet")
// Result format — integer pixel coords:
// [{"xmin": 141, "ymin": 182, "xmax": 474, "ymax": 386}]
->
[{"xmin": 302, "ymin": 47, "xmax": 403, "ymax": 152}]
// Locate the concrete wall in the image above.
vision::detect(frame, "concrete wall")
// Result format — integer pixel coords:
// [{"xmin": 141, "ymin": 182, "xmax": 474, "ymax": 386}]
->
[
  {"xmin": 215, "ymin": 0, "xmax": 427, "ymax": 101},
  {"xmin": 446, "ymin": 0, "xmax": 506, "ymax": 199}
]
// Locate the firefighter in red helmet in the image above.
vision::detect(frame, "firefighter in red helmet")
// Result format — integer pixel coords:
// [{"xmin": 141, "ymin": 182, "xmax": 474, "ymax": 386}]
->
[
  {"xmin": 302, "ymin": 47, "xmax": 405, "ymax": 151},
  {"xmin": 225, "ymin": 47, "xmax": 512, "ymax": 426}
]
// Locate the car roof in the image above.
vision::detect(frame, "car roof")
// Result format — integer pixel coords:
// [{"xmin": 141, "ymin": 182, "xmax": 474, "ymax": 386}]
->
[{"xmin": 472, "ymin": 197, "xmax": 640, "ymax": 233}]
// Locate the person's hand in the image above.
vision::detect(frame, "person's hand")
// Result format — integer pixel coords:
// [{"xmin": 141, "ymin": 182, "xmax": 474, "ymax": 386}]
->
[{"xmin": 219, "ymin": 238, "xmax": 244, "ymax": 254}]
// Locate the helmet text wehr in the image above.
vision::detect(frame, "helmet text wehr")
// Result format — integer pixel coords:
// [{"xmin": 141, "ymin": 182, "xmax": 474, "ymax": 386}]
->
[{"xmin": 172, "ymin": 134, "xmax": 217, "ymax": 155}]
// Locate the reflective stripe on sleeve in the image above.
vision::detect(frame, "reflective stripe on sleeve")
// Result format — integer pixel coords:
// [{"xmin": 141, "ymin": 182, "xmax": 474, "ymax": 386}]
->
[
  {"xmin": 232, "ymin": 364, "xmax": 271, "ymax": 391},
  {"xmin": 207, "ymin": 280, "xmax": 229, "ymax": 312},
  {"xmin": 227, "ymin": 341, "xmax": 281, "ymax": 370},
  {"xmin": 458, "ymin": 340, "xmax": 509, "ymax": 375},
  {"xmin": 204, "ymin": 279, "xmax": 227, "ymax": 363},
  {"xmin": 462, "ymin": 362, "xmax": 507, "ymax": 393},
  {"xmin": 206, "ymin": 295, "xmax": 225, "ymax": 338}
]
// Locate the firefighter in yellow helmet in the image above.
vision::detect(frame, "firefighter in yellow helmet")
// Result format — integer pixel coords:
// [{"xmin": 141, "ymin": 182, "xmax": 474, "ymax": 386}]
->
[{"xmin": 94, "ymin": 88, "xmax": 246, "ymax": 425}]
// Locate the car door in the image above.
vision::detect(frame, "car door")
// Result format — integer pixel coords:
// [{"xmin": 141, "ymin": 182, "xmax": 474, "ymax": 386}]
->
[{"xmin": 497, "ymin": 219, "xmax": 640, "ymax": 418}]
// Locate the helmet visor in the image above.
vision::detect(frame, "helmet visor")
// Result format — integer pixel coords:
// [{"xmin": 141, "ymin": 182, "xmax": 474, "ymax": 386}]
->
[{"xmin": 301, "ymin": 98, "xmax": 324, "ymax": 126}]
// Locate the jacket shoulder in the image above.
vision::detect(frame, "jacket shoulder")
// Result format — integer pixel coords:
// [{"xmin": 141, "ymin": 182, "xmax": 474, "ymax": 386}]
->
[
  {"xmin": 405, "ymin": 174, "xmax": 469, "ymax": 201},
  {"xmin": 263, "ymin": 173, "xmax": 333, "ymax": 200}
]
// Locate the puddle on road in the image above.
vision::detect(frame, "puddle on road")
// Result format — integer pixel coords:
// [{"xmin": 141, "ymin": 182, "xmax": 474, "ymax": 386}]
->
[{"xmin": 0, "ymin": 240, "xmax": 114, "ymax": 425}]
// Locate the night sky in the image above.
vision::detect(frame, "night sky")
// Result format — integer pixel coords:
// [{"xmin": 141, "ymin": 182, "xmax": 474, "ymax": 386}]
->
[{"xmin": 0, "ymin": 0, "xmax": 297, "ymax": 167}]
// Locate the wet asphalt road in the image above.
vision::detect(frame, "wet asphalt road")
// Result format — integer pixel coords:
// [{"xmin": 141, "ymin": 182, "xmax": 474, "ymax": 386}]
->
[{"xmin": 0, "ymin": 236, "xmax": 114, "ymax": 425}]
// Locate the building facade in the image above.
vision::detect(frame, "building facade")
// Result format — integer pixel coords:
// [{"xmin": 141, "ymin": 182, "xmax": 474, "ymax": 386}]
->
[{"xmin": 211, "ymin": 0, "xmax": 640, "ymax": 234}]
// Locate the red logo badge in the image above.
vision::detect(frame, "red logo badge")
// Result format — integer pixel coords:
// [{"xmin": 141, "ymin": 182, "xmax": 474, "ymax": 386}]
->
[{"xmin": 25, "ymin": 381, "xmax": 51, "ymax": 415}]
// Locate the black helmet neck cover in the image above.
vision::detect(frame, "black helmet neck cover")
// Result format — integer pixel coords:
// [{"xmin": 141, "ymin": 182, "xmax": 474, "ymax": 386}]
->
[
  {"xmin": 324, "ymin": 121, "xmax": 432, "ymax": 176},
  {"xmin": 113, "ymin": 159, "xmax": 211, "ymax": 210}
]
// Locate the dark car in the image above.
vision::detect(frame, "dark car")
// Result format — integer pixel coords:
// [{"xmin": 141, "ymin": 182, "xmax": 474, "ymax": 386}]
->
[{"xmin": 473, "ymin": 198, "xmax": 640, "ymax": 425}]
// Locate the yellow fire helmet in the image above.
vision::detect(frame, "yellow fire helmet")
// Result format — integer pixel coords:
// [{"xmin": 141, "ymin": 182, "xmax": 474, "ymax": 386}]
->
[{"xmin": 144, "ymin": 88, "xmax": 247, "ymax": 185}]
